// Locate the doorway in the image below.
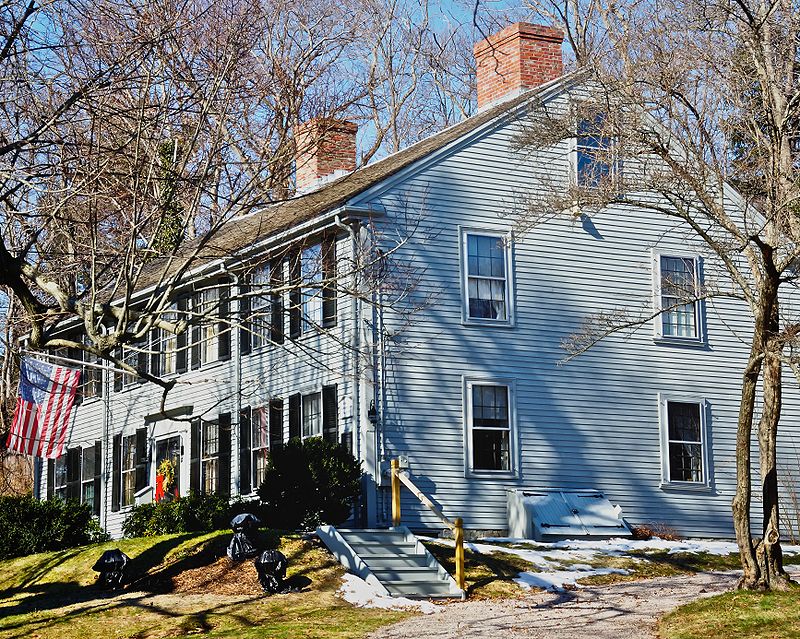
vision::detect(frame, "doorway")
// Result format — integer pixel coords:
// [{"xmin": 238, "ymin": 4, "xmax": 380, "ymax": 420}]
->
[{"xmin": 155, "ymin": 435, "xmax": 181, "ymax": 501}]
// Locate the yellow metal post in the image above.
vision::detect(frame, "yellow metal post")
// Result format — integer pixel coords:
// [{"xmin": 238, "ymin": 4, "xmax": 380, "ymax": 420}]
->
[
  {"xmin": 454, "ymin": 517, "xmax": 465, "ymax": 591},
  {"xmin": 391, "ymin": 459, "xmax": 401, "ymax": 528}
]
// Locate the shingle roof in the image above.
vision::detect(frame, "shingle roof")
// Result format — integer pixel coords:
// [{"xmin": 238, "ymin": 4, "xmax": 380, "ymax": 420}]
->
[{"xmin": 134, "ymin": 78, "xmax": 572, "ymax": 294}]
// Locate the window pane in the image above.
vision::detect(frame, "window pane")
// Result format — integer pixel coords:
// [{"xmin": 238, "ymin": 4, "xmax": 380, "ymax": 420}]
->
[
  {"xmin": 203, "ymin": 422, "xmax": 219, "ymax": 457},
  {"xmin": 82, "ymin": 449, "xmax": 95, "ymax": 481},
  {"xmin": 473, "ymin": 429, "xmax": 510, "ymax": 471},
  {"xmin": 466, "ymin": 234, "xmax": 508, "ymax": 320},
  {"xmin": 669, "ymin": 442, "xmax": 703, "ymax": 482},
  {"xmin": 122, "ymin": 435, "xmax": 136, "ymax": 471},
  {"xmin": 55, "ymin": 455, "xmax": 67, "ymax": 491},
  {"xmin": 253, "ymin": 449, "xmax": 269, "ymax": 489},
  {"xmin": 203, "ymin": 459, "xmax": 218, "ymax": 493},
  {"xmin": 667, "ymin": 402, "xmax": 701, "ymax": 442},
  {"xmin": 472, "ymin": 385, "xmax": 509, "ymax": 428},
  {"xmin": 252, "ymin": 408, "xmax": 269, "ymax": 449},
  {"xmin": 82, "ymin": 482, "xmax": 94, "ymax": 506}
]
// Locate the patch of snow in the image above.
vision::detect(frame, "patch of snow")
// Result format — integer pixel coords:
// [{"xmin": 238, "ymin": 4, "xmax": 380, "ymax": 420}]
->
[
  {"xmin": 338, "ymin": 574, "xmax": 441, "ymax": 614},
  {"xmin": 515, "ymin": 566, "xmax": 630, "ymax": 592}
]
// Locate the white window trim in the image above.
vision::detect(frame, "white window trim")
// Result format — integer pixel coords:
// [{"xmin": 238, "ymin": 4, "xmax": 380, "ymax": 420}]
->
[
  {"xmin": 459, "ymin": 227, "xmax": 515, "ymax": 327},
  {"xmin": 302, "ymin": 391, "xmax": 323, "ymax": 439},
  {"xmin": 657, "ymin": 393, "xmax": 712, "ymax": 490},
  {"xmin": 651, "ymin": 250, "xmax": 705, "ymax": 344},
  {"xmin": 463, "ymin": 377, "xmax": 519, "ymax": 478}
]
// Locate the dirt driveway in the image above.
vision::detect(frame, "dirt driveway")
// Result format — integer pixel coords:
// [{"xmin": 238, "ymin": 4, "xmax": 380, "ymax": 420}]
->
[{"xmin": 368, "ymin": 571, "xmax": 740, "ymax": 639}]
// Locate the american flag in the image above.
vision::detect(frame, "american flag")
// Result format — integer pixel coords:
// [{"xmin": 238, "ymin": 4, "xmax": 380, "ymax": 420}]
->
[{"xmin": 5, "ymin": 358, "xmax": 81, "ymax": 459}]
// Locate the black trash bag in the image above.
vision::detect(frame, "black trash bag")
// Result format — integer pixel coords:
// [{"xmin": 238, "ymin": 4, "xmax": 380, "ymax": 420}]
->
[
  {"xmin": 254, "ymin": 549, "xmax": 288, "ymax": 594},
  {"xmin": 92, "ymin": 548, "xmax": 130, "ymax": 589},
  {"xmin": 227, "ymin": 512, "xmax": 262, "ymax": 562}
]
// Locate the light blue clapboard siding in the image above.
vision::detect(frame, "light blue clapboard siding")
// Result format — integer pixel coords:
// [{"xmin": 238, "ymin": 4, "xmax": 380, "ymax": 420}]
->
[{"xmin": 350, "ymin": 89, "xmax": 800, "ymax": 539}]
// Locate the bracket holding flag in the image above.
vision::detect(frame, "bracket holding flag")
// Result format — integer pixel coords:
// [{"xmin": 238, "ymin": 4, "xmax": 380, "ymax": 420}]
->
[{"xmin": 6, "ymin": 358, "xmax": 82, "ymax": 459}]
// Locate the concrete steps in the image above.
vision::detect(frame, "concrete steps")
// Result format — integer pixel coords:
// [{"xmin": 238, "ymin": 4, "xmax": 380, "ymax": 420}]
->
[{"xmin": 316, "ymin": 525, "xmax": 464, "ymax": 599}]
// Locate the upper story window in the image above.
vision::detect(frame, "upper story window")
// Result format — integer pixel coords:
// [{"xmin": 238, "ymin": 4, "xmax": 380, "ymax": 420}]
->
[
  {"xmin": 158, "ymin": 310, "xmax": 178, "ymax": 376},
  {"xmin": 654, "ymin": 254, "xmax": 702, "ymax": 341},
  {"xmin": 301, "ymin": 244, "xmax": 323, "ymax": 333},
  {"xmin": 576, "ymin": 112, "xmax": 616, "ymax": 188},
  {"xmin": 465, "ymin": 379, "xmax": 515, "ymax": 475},
  {"xmin": 461, "ymin": 230, "xmax": 513, "ymax": 324},
  {"xmin": 193, "ymin": 286, "xmax": 219, "ymax": 365},
  {"xmin": 659, "ymin": 396, "xmax": 709, "ymax": 487},
  {"xmin": 250, "ymin": 264, "xmax": 273, "ymax": 350}
]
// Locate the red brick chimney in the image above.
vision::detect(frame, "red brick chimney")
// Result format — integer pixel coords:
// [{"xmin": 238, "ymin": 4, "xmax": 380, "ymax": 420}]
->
[
  {"xmin": 294, "ymin": 118, "xmax": 358, "ymax": 193},
  {"xmin": 474, "ymin": 23, "xmax": 564, "ymax": 110}
]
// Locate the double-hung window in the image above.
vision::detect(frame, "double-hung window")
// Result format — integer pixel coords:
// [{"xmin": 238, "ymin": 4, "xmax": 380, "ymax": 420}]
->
[
  {"xmin": 654, "ymin": 254, "xmax": 702, "ymax": 340},
  {"xmin": 462, "ymin": 230, "xmax": 512, "ymax": 324},
  {"xmin": 659, "ymin": 397, "xmax": 709, "ymax": 486},
  {"xmin": 301, "ymin": 244, "xmax": 323, "ymax": 332},
  {"xmin": 302, "ymin": 392, "xmax": 322, "ymax": 438},
  {"xmin": 159, "ymin": 309, "xmax": 178, "ymax": 376},
  {"xmin": 121, "ymin": 434, "xmax": 137, "ymax": 507},
  {"xmin": 81, "ymin": 447, "xmax": 96, "ymax": 506},
  {"xmin": 465, "ymin": 380, "xmax": 515, "ymax": 474},
  {"xmin": 250, "ymin": 264, "xmax": 272, "ymax": 349},
  {"xmin": 201, "ymin": 420, "xmax": 220, "ymax": 494},
  {"xmin": 251, "ymin": 407, "xmax": 270, "ymax": 488},
  {"xmin": 195, "ymin": 287, "xmax": 219, "ymax": 365}
]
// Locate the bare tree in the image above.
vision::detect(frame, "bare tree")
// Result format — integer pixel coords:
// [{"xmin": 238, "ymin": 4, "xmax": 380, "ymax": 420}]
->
[{"xmin": 512, "ymin": 0, "xmax": 799, "ymax": 589}]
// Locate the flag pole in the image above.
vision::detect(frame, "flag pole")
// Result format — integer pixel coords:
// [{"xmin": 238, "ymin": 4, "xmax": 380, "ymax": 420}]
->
[{"xmin": 20, "ymin": 349, "xmax": 123, "ymax": 373}]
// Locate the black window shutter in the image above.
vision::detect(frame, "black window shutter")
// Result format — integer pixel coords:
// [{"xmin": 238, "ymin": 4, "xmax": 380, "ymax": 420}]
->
[
  {"xmin": 66, "ymin": 447, "xmax": 81, "ymax": 501},
  {"xmin": 111, "ymin": 434, "xmax": 121, "ymax": 512},
  {"xmin": 288, "ymin": 393, "xmax": 301, "ymax": 440},
  {"xmin": 113, "ymin": 348, "xmax": 123, "ymax": 392},
  {"xmin": 135, "ymin": 427, "xmax": 148, "ymax": 491},
  {"xmin": 47, "ymin": 458, "xmax": 54, "ymax": 500},
  {"xmin": 93, "ymin": 440, "xmax": 102, "ymax": 516},
  {"xmin": 218, "ymin": 413, "xmax": 231, "ymax": 497},
  {"xmin": 218, "ymin": 279, "xmax": 231, "ymax": 361},
  {"xmin": 270, "ymin": 259, "xmax": 284, "ymax": 344},
  {"xmin": 269, "ymin": 399, "xmax": 284, "ymax": 448},
  {"xmin": 239, "ymin": 278, "xmax": 252, "ymax": 356},
  {"xmin": 190, "ymin": 419, "xmax": 201, "ymax": 494},
  {"xmin": 149, "ymin": 329, "xmax": 161, "ymax": 378},
  {"xmin": 322, "ymin": 384, "xmax": 338, "ymax": 444},
  {"xmin": 322, "ymin": 235, "xmax": 337, "ymax": 328},
  {"xmin": 176, "ymin": 296, "xmax": 188, "ymax": 373},
  {"xmin": 239, "ymin": 408, "xmax": 252, "ymax": 495},
  {"xmin": 190, "ymin": 293, "xmax": 202, "ymax": 370},
  {"xmin": 289, "ymin": 252, "xmax": 301, "ymax": 338}
]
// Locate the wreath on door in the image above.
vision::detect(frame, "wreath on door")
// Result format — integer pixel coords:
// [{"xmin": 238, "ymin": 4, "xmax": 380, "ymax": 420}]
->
[{"xmin": 156, "ymin": 458, "xmax": 176, "ymax": 502}]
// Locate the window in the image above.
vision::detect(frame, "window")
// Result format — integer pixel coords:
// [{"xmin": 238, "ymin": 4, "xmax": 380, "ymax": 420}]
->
[
  {"xmin": 250, "ymin": 264, "xmax": 272, "ymax": 349},
  {"xmin": 462, "ymin": 231, "xmax": 512, "ymax": 323},
  {"xmin": 193, "ymin": 287, "xmax": 219, "ymax": 365},
  {"xmin": 121, "ymin": 434, "xmax": 137, "ymax": 507},
  {"xmin": 465, "ymin": 381, "xmax": 514, "ymax": 474},
  {"xmin": 659, "ymin": 398, "xmax": 708, "ymax": 485},
  {"xmin": 81, "ymin": 446, "xmax": 96, "ymax": 506},
  {"xmin": 576, "ymin": 112, "xmax": 615, "ymax": 188},
  {"xmin": 159, "ymin": 309, "xmax": 178, "ymax": 376},
  {"xmin": 302, "ymin": 392, "xmax": 322, "ymax": 438},
  {"xmin": 54, "ymin": 454, "xmax": 67, "ymax": 500},
  {"xmin": 301, "ymin": 244, "xmax": 323, "ymax": 332},
  {"xmin": 202, "ymin": 420, "xmax": 220, "ymax": 494},
  {"xmin": 251, "ymin": 407, "xmax": 269, "ymax": 489},
  {"xmin": 655, "ymin": 254, "xmax": 702, "ymax": 340}
]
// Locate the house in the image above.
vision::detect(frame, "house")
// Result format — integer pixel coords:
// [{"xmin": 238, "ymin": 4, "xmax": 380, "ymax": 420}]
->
[{"xmin": 33, "ymin": 22, "xmax": 800, "ymax": 540}]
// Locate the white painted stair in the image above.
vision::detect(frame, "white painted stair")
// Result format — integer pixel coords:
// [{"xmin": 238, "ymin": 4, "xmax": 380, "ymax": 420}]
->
[{"xmin": 317, "ymin": 525, "xmax": 464, "ymax": 599}]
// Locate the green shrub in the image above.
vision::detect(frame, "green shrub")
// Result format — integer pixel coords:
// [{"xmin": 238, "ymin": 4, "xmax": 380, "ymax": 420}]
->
[
  {"xmin": 122, "ymin": 492, "xmax": 232, "ymax": 537},
  {"xmin": 0, "ymin": 495, "xmax": 109, "ymax": 559},
  {"xmin": 257, "ymin": 437, "xmax": 362, "ymax": 530}
]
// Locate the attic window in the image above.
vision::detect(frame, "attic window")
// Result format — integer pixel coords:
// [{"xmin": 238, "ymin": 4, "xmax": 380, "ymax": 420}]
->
[{"xmin": 576, "ymin": 112, "xmax": 616, "ymax": 188}]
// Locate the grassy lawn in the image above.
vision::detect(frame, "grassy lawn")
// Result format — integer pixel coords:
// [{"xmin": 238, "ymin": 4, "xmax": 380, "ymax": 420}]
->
[
  {"xmin": 0, "ymin": 531, "xmax": 409, "ymax": 639},
  {"xmin": 659, "ymin": 586, "xmax": 800, "ymax": 639}
]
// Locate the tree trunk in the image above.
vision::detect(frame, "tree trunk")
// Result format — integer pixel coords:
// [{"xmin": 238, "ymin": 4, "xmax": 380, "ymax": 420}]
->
[{"xmin": 734, "ymin": 278, "xmax": 791, "ymax": 590}]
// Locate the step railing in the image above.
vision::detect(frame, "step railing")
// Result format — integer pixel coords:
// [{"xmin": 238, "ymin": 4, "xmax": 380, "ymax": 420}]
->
[{"xmin": 391, "ymin": 458, "xmax": 465, "ymax": 591}]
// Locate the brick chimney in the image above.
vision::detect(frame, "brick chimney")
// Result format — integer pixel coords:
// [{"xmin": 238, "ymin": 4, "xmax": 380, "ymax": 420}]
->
[
  {"xmin": 474, "ymin": 23, "xmax": 564, "ymax": 110},
  {"xmin": 294, "ymin": 118, "xmax": 358, "ymax": 193}
]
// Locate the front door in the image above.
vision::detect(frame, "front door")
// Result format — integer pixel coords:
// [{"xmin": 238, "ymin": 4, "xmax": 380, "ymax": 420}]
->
[{"xmin": 155, "ymin": 436, "xmax": 181, "ymax": 500}]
